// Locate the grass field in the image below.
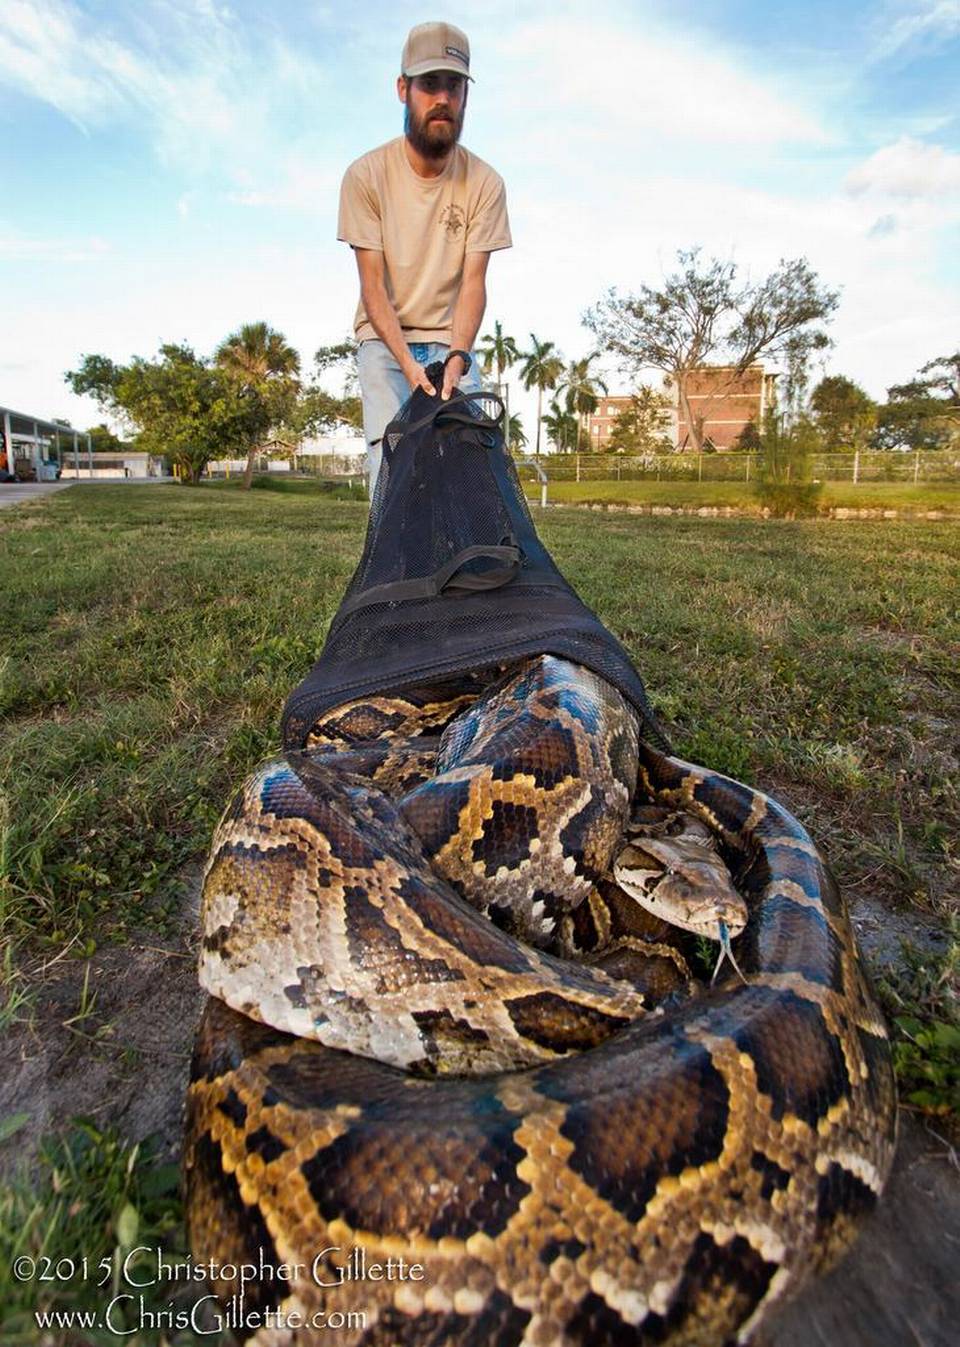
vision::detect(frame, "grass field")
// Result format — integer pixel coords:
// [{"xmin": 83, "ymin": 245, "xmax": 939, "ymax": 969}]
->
[
  {"xmin": 518, "ymin": 478, "xmax": 960, "ymax": 513},
  {"xmin": 0, "ymin": 482, "xmax": 957, "ymax": 1336},
  {"xmin": 2, "ymin": 479, "xmax": 957, "ymax": 950}
]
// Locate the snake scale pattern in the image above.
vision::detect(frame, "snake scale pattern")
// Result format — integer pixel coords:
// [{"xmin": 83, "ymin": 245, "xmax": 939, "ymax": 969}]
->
[{"xmin": 185, "ymin": 654, "xmax": 897, "ymax": 1346}]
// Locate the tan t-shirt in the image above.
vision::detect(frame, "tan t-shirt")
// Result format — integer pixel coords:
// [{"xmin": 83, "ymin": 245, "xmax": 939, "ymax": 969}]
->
[{"xmin": 338, "ymin": 137, "xmax": 511, "ymax": 344}]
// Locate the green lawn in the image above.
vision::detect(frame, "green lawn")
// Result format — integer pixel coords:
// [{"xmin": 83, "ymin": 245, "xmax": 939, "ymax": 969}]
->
[
  {"xmin": 520, "ymin": 478, "xmax": 960, "ymax": 513},
  {"xmin": 3, "ymin": 482, "xmax": 956, "ymax": 948},
  {"xmin": 1, "ymin": 483, "xmax": 957, "ymax": 1335},
  {"xmin": 519, "ymin": 476, "xmax": 960, "ymax": 511}
]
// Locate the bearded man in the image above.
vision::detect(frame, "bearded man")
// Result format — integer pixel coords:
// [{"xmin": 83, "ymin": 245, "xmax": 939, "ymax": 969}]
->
[{"xmin": 337, "ymin": 22, "xmax": 512, "ymax": 495}]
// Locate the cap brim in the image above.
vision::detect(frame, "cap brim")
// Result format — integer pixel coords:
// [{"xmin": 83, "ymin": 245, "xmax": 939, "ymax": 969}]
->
[{"xmin": 403, "ymin": 60, "xmax": 474, "ymax": 80}]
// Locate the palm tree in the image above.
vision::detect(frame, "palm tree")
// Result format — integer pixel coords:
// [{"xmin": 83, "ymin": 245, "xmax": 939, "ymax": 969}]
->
[
  {"xmin": 478, "ymin": 320, "xmax": 520, "ymax": 392},
  {"xmin": 561, "ymin": 353, "xmax": 608, "ymax": 452},
  {"xmin": 479, "ymin": 321, "xmax": 521, "ymax": 443},
  {"xmin": 215, "ymin": 321, "xmax": 301, "ymax": 488},
  {"xmin": 542, "ymin": 398, "xmax": 579, "ymax": 453},
  {"xmin": 520, "ymin": 334, "xmax": 564, "ymax": 457},
  {"xmin": 507, "ymin": 413, "xmax": 526, "ymax": 455}
]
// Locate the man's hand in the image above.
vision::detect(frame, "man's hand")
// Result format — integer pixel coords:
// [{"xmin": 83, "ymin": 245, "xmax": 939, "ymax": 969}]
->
[
  {"xmin": 403, "ymin": 360, "xmax": 436, "ymax": 396},
  {"xmin": 441, "ymin": 353, "xmax": 467, "ymax": 400}
]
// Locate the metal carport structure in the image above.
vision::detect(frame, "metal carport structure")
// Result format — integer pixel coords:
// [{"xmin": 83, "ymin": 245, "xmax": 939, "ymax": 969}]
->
[{"xmin": 1, "ymin": 405, "xmax": 93, "ymax": 479}]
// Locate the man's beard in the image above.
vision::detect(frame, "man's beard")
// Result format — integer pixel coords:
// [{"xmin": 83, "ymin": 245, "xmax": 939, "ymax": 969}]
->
[{"xmin": 404, "ymin": 102, "xmax": 465, "ymax": 160}]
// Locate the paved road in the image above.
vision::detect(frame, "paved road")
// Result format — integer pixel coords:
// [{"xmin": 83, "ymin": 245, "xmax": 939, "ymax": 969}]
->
[{"xmin": 0, "ymin": 481, "xmax": 74, "ymax": 509}]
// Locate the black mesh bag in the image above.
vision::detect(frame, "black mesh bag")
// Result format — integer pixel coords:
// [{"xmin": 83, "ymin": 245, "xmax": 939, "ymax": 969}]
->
[{"xmin": 282, "ymin": 356, "xmax": 669, "ymax": 750}]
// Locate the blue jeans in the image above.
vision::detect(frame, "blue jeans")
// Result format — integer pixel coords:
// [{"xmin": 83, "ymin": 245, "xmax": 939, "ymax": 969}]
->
[{"xmin": 357, "ymin": 339, "xmax": 482, "ymax": 496}]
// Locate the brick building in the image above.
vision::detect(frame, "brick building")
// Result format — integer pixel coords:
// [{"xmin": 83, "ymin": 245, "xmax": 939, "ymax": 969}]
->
[
  {"xmin": 672, "ymin": 364, "xmax": 777, "ymax": 450},
  {"xmin": 585, "ymin": 364, "xmax": 777, "ymax": 451},
  {"xmin": 584, "ymin": 394, "xmax": 673, "ymax": 450}
]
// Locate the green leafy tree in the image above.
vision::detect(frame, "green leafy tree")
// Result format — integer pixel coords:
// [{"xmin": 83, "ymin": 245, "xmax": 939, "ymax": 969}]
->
[
  {"xmin": 906, "ymin": 350, "xmax": 960, "ymax": 403},
  {"xmin": 313, "ymin": 340, "xmax": 359, "ymax": 400},
  {"xmin": 299, "ymin": 341, "xmax": 363, "ymax": 437},
  {"xmin": 585, "ymin": 248, "xmax": 838, "ymax": 454},
  {"xmin": 810, "ymin": 375, "xmax": 876, "ymax": 449},
  {"xmin": 873, "ymin": 399, "xmax": 950, "ymax": 451},
  {"xmin": 314, "ymin": 340, "xmax": 359, "ymax": 375},
  {"xmin": 874, "ymin": 351, "xmax": 960, "ymax": 450},
  {"xmin": 66, "ymin": 345, "xmax": 251, "ymax": 483},
  {"xmin": 605, "ymin": 386, "xmax": 672, "ymax": 455},
  {"xmin": 86, "ymin": 423, "xmax": 127, "ymax": 455},
  {"xmin": 282, "ymin": 388, "xmax": 363, "ymax": 448},
  {"xmin": 215, "ymin": 322, "xmax": 301, "ymax": 488},
  {"xmin": 519, "ymin": 335, "xmax": 564, "ymax": 456}
]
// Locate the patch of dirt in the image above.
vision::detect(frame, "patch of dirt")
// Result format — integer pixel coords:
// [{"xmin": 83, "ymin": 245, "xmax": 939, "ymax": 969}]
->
[
  {"xmin": 0, "ymin": 872, "xmax": 205, "ymax": 1179},
  {"xmin": 849, "ymin": 890, "xmax": 955, "ymax": 968},
  {"xmin": 767, "ymin": 1115, "xmax": 960, "ymax": 1347}
]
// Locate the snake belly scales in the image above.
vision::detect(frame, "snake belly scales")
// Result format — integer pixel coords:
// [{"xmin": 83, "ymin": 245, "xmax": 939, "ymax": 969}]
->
[{"xmin": 185, "ymin": 653, "xmax": 897, "ymax": 1347}]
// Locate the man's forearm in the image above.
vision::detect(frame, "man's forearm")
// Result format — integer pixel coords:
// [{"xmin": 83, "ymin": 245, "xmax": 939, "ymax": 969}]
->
[
  {"xmin": 361, "ymin": 277, "xmax": 418, "ymax": 376},
  {"xmin": 449, "ymin": 272, "xmax": 487, "ymax": 361}
]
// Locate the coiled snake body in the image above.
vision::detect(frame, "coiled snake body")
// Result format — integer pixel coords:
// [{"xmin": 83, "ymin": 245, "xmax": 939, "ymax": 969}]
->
[{"xmin": 185, "ymin": 655, "xmax": 896, "ymax": 1345}]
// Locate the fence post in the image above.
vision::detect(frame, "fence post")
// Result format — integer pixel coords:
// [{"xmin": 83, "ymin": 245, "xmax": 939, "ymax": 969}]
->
[
  {"xmin": 576, "ymin": 453, "xmax": 581, "ymax": 483},
  {"xmin": 914, "ymin": 451, "xmax": 920, "ymax": 485},
  {"xmin": 853, "ymin": 450, "xmax": 860, "ymax": 484},
  {"xmin": 698, "ymin": 453, "xmax": 703, "ymax": 483},
  {"xmin": 745, "ymin": 455, "xmax": 751, "ymax": 483},
  {"xmin": 617, "ymin": 460, "xmax": 621, "ymax": 481}
]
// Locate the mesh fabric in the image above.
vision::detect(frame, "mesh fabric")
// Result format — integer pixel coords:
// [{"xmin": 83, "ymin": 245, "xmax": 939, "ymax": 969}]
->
[{"xmin": 282, "ymin": 364, "xmax": 668, "ymax": 750}]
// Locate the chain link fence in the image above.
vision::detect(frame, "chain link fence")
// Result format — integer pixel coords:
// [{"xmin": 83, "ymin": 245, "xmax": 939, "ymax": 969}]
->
[{"xmin": 530, "ymin": 450, "xmax": 959, "ymax": 484}]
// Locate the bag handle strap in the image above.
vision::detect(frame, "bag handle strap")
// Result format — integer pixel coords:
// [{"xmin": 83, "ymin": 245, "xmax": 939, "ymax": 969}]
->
[
  {"xmin": 335, "ymin": 541, "xmax": 522, "ymax": 618},
  {"xmin": 384, "ymin": 369, "xmax": 503, "ymax": 446},
  {"xmin": 433, "ymin": 543, "xmax": 520, "ymax": 592}
]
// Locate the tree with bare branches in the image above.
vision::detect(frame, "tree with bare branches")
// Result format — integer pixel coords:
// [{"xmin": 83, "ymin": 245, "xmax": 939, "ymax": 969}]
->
[{"xmin": 585, "ymin": 249, "xmax": 838, "ymax": 454}]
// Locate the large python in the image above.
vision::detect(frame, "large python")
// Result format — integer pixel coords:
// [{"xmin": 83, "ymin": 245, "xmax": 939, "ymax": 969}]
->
[{"xmin": 185, "ymin": 654, "xmax": 897, "ymax": 1346}]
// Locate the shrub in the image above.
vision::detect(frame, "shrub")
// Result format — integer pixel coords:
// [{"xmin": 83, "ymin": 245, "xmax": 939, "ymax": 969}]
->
[{"xmin": 754, "ymin": 413, "xmax": 824, "ymax": 517}]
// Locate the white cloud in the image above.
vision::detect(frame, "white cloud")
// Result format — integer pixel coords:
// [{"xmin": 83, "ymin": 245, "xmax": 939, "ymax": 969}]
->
[
  {"xmin": 0, "ymin": 0, "xmax": 333, "ymax": 181},
  {"xmin": 870, "ymin": 0, "xmax": 960, "ymax": 61},
  {"xmin": 226, "ymin": 159, "xmax": 340, "ymax": 213},
  {"xmin": 846, "ymin": 136, "xmax": 960, "ymax": 198},
  {"xmin": 486, "ymin": 13, "xmax": 827, "ymax": 151},
  {"xmin": 0, "ymin": 229, "xmax": 110, "ymax": 262}
]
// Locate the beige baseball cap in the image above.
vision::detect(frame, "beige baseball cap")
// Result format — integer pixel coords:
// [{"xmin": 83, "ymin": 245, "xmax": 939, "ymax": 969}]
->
[{"xmin": 401, "ymin": 22, "xmax": 473, "ymax": 81}]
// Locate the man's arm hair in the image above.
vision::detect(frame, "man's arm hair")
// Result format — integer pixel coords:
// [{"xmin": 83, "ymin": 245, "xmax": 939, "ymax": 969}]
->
[
  {"xmin": 443, "ymin": 252, "xmax": 490, "ymax": 399},
  {"xmin": 353, "ymin": 248, "xmax": 435, "ymax": 395}
]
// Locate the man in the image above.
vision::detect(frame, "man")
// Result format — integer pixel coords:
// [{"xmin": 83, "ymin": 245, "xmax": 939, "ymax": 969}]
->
[{"xmin": 337, "ymin": 21, "xmax": 511, "ymax": 494}]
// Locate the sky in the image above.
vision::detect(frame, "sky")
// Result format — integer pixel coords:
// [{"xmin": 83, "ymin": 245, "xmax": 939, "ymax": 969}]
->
[{"xmin": 1, "ymin": 0, "xmax": 958, "ymax": 438}]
